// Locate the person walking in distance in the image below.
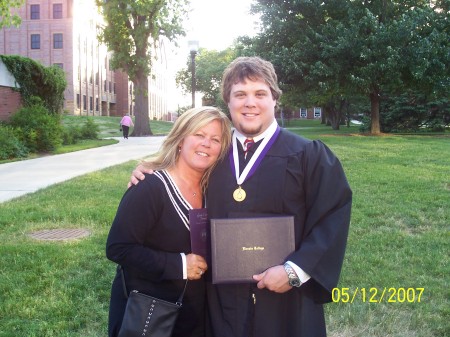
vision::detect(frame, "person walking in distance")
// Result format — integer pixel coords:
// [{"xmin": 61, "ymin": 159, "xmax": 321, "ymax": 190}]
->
[{"xmin": 119, "ymin": 113, "xmax": 134, "ymax": 139}]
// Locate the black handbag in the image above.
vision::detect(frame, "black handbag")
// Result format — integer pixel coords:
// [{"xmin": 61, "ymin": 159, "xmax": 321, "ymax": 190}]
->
[{"xmin": 118, "ymin": 266, "xmax": 187, "ymax": 337}]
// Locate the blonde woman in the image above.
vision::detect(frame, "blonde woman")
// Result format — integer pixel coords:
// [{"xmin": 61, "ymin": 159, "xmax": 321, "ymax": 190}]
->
[{"xmin": 106, "ymin": 107, "xmax": 231, "ymax": 337}]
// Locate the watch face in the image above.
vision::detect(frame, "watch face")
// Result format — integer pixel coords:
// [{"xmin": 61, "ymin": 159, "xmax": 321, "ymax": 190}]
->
[{"xmin": 289, "ymin": 278, "xmax": 301, "ymax": 287}]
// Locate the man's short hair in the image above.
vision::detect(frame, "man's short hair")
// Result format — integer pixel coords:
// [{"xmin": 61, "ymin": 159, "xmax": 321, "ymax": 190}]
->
[{"xmin": 221, "ymin": 56, "xmax": 282, "ymax": 104}]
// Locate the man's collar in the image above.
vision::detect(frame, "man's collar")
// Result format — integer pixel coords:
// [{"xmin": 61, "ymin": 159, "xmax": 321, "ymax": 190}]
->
[{"xmin": 234, "ymin": 119, "xmax": 278, "ymax": 145}]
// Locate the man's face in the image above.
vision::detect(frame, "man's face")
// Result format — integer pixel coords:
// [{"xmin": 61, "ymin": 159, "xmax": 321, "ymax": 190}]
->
[{"xmin": 227, "ymin": 79, "xmax": 277, "ymax": 137}]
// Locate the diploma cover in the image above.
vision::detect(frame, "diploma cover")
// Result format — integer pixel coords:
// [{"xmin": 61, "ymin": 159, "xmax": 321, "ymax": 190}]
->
[
  {"xmin": 189, "ymin": 208, "xmax": 210, "ymax": 262},
  {"xmin": 210, "ymin": 216, "xmax": 295, "ymax": 284}
]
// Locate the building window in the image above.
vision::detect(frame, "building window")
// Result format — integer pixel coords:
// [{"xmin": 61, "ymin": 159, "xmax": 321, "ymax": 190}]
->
[
  {"xmin": 53, "ymin": 34, "xmax": 63, "ymax": 49},
  {"xmin": 113, "ymin": 82, "xmax": 116, "ymax": 94},
  {"xmin": 53, "ymin": 4, "xmax": 63, "ymax": 19},
  {"xmin": 300, "ymin": 108, "xmax": 307, "ymax": 118},
  {"xmin": 76, "ymin": 94, "xmax": 80, "ymax": 108},
  {"xmin": 31, "ymin": 34, "xmax": 40, "ymax": 49},
  {"xmin": 83, "ymin": 95, "xmax": 87, "ymax": 110},
  {"xmin": 109, "ymin": 81, "xmax": 112, "ymax": 92},
  {"xmin": 95, "ymin": 98, "xmax": 99, "ymax": 111},
  {"xmin": 30, "ymin": 4, "xmax": 40, "ymax": 19},
  {"xmin": 314, "ymin": 107, "xmax": 322, "ymax": 118},
  {"xmin": 89, "ymin": 97, "xmax": 93, "ymax": 111},
  {"xmin": 104, "ymin": 80, "xmax": 107, "ymax": 91}
]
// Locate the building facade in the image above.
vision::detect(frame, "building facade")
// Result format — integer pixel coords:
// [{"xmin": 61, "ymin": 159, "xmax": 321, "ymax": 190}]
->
[
  {"xmin": 0, "ymin": 59, "xmax": 22, "ymax": 121},
  {"xmin": 0, "ymin": 0, "xmax": 171, "ymax": 120},
  {"xmin": 299, "ymin": 107, "xmax": 322, "ymax": 119}
]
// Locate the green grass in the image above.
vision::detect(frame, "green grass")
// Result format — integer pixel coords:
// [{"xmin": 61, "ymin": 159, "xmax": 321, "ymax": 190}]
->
[
  {"xmin": 52, "ymin": 139, "xmax": 118, "ymax": 154},
  {"xmin": 0, "ymin": 120, "xmax": 448, "ymax": 336},
  {"xmin": 62, "ymin": 115, "xmax": 174, "ymax": 138},
  {"xmin": 0, "ymin": 116, "xmax": 174, "ymax": 164}
]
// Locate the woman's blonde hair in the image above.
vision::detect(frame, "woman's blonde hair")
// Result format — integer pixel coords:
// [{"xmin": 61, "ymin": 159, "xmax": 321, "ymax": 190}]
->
[{"xmin": 143, "ymin": 106, "xmax": 231, "ymax": 190}]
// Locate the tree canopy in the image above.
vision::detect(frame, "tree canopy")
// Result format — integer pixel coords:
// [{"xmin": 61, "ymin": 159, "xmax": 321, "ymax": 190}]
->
[
  {"xmin": 96, "ymin": 0, "xmax": 188, "ymax": 136},
  {"xmin": 248, "ymin": 0, "xmax": 449, "ymax": 134},
  {"xmin": 0, "ymin": 0, "xmax": 24, "ymax": 28},
  {"xmin": 176, "ymin": 48, "xmax": 238, "ymax": 111}
]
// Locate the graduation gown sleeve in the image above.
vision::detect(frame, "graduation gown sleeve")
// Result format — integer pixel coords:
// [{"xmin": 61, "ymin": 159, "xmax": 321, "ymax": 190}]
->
[{"xmin": 287, "ymin": 139, "xmax": 352, "ymax": 303}]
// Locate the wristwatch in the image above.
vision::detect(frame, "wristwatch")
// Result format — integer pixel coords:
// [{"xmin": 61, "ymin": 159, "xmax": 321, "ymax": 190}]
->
[{"xmin": 284, "ymin": 263, "xmax": 302, "ymax": 287}]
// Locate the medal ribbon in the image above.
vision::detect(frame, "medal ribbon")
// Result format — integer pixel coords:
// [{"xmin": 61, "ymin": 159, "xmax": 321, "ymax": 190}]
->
[{"xmin": 229, "ymin": 124, "xmax": 281, "ymax": 186}]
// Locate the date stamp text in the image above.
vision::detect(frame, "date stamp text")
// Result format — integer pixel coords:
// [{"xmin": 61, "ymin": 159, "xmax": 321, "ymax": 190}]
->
[{"xmin": 332, "ymin": 287, "xmax": 424, "ymax": 303}]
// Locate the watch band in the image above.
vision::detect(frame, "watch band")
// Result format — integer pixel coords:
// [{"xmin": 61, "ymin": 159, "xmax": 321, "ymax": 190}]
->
[{"xmin": 284, "ymin": 263, "xmax": 302, "ymax": 287}]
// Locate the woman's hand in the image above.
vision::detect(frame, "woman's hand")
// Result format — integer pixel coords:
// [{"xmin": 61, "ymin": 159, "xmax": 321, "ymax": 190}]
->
[{"xmin": 186, "ymin": 254, "xmax": 208, "ymax": 280}]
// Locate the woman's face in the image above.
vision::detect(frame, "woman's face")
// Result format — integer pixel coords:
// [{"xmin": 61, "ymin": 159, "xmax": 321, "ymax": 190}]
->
[{"xmin": 178, "ymin": 120, "xmax": 223, "ymax": 172}]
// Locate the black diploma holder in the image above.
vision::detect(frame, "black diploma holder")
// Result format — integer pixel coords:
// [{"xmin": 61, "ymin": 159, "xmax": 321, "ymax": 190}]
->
[
  {"xmin": 210, "ymin": 216, "xmax": 295, "ymax": 284},
  {"xmin": 189, "ymin": 208, "xmax": 210, "ymax": 264}
]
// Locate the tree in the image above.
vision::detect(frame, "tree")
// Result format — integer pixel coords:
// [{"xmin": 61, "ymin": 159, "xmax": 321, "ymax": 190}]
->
[
  {"xmin": 249, "ymin": 0, "xmax": 449, "ymax": 134},
  {"xmin": 96, "ymin": 0, "xmax": 187, "ymax": 136},
  {"xmin": 176, "ymin": 47, "xmax": 238, "ymax": 112},
  {"xmin": 0, "ymin": 0, "xmax": 24, "ymax": 28}
]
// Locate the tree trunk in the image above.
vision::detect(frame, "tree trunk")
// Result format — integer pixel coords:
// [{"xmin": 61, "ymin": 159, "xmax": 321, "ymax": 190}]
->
[
  {"xmin": 325, "ymin": 100, "xmax": 346, "ymax": 130},
  {"xmin": 370, "ymin": 91, "xmax": 381, "ymax": 135},
  {"xmin": 131, "ymin": 74, "xmax": 153, "ymax": 136}
]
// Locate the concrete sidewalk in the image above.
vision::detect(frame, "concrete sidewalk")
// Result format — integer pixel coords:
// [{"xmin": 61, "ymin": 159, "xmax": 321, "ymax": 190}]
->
[{"xmin": 0, "ymin": 136, "xmax": 165, "ymax": 204}]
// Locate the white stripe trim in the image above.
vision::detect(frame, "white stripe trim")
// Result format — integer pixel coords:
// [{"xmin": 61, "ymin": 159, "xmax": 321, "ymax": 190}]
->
[{"xmin": 154, "ymin": 171, "xmax": 190, "ymax": 231}]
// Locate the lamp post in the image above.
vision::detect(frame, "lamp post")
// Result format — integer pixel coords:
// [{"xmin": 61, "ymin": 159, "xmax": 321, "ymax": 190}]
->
[{"xmin": 188, "ymin": 40, "xmax": 199, "ymax": 108}]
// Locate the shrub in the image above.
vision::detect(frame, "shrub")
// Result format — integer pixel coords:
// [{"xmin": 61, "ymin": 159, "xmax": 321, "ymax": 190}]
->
[
  {"xmin": 62, "ymin": 125, "xmax": 83, "ymax": 145},
  {"xmin": 80, "ymin": 118, "xmax": 99, "ymax": 139},
  {"xmin": 0, "ymin": 125, "xmax": 29, "ymax": 160},
  {"xmin": 10, "ymin": 100, "xmax": 62, "ymax": 152}
]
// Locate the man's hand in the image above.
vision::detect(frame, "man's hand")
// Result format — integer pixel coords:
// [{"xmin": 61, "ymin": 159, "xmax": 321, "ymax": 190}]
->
[
  {"xmin": 253, "ymin": 265, "xmax": 292, "ymax": 293},
  {"xmin": 127, "ymin": 164, "xmax": 154, "ymax": 188}
]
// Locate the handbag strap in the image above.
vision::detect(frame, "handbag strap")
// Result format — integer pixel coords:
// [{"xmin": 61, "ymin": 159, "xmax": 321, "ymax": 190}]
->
[{"xmin": 119, "ymin": 265, "xmax": 188, "ymax": 304}]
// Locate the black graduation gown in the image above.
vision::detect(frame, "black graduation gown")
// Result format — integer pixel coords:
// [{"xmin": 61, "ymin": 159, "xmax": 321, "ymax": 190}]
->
[{"xmin": 205, "ymin": 129, "xmax": 352, "ymax": 337}]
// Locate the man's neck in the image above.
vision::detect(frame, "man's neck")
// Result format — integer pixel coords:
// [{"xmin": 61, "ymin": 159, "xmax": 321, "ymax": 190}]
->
[{"xmin": 234, "ymin": 120, "xmax": 278, "ymax": 145}]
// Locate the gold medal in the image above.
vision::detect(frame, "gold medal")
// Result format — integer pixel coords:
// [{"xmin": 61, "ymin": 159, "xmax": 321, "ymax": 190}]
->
[{"xmin": 233, "ymin": 186, "xmax": 246, "ymax": 202}]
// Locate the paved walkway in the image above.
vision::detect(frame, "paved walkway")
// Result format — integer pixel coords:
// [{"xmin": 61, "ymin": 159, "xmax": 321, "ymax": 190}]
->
[{"xmin": 0, "ymin": 136, "xmax": 165, "ymax": 204}]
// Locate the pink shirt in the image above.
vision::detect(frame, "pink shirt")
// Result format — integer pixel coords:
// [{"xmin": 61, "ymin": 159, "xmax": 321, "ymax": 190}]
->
[{"xmin": 120, "ymin": 115, "xmax": 133, "ymax": 127}]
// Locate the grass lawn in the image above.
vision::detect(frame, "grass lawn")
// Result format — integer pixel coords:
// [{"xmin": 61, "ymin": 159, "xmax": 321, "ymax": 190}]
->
[
  {"xmin": 61, "ymin": 115, "xmax": 174, "ymax": 138},
  {"xmin": 0, "ymin": 119, "xmax": 448, "ymax": 336},
  {"xmin": 0, "ymin": 116, "xmax": 174, "ymax": 164}
]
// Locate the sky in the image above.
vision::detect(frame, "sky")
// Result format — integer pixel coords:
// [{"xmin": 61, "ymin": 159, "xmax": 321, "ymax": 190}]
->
[
  {"xmin": 168, "ymin": 0, "xmax": 260, "ymax": 64},
  {"xmin": 166, "ymin": 0, "xmax": 260, "ymax": 108},
  {"xmin": 185, "ymin": 0, "xmax": 260, "ymax": 51}
]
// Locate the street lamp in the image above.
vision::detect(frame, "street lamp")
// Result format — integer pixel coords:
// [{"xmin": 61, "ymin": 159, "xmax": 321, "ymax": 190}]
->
[{"xmin": 188, "ymin": 40, "xmax": 199, "ymax": 108}]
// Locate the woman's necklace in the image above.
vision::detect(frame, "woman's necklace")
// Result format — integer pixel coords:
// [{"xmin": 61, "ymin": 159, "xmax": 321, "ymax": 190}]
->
[{"xmin": 168, "ymin": 169, "xmax": 201, "ymax": 200}]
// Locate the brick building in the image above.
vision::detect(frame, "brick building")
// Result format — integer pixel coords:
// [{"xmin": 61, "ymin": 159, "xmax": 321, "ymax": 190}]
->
[
  {"xmin": 0, "ymin": 0, "xmax": 171, "ymax": 119},
  {"xmin": 0, "ymin": 59, "xmax": 22, "ymax": 121},
  {"xmin": 299, "ymin": 107, "xmax": 322, "ymax": 119}
]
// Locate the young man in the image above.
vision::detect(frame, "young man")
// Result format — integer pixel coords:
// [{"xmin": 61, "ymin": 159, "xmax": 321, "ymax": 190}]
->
[{"xmin": 131, "ymin": 57, "xmax": 352, "ymax": 337}]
